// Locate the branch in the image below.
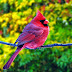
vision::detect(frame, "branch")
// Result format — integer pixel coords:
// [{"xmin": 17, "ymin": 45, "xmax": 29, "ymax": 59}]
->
[
  {"xmin": 0, "ymin": 41, "xmax": 72, "ymax": 49},
  {"xmin": 41, "ymin": 43, "xmax": 72, "ymax": 47},
  {"xmin": 0, "ymin": 41, "xmax": 17, "ymax": 47}
]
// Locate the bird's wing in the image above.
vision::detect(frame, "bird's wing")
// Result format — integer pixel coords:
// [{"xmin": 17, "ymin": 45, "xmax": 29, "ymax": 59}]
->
[{"xmin": 14, "ymin": 23, "xmax": 43, "ymax": 46}]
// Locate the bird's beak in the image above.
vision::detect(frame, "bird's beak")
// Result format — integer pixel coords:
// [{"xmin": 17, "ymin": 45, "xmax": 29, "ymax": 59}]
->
[{"xmin": 44, "ymin": 20, "xmax": 49, "ymax": 24}]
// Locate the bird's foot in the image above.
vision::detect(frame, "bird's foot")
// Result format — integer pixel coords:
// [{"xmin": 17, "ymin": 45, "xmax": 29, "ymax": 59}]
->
[{"xmin": 14, "ymin": 42, "xmax": 17, "ymax": 47}]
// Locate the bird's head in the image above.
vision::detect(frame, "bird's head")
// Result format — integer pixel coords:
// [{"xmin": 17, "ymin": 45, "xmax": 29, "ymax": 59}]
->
[{"xmin": 31, "ymin": 10, "xmax": 49, "ymax": 27}]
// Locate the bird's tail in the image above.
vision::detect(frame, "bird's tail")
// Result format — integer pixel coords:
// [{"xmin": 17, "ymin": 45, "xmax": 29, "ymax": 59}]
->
[{"xmin": 3, "ymin": 48, "xmax": 21, "ymax": 69}]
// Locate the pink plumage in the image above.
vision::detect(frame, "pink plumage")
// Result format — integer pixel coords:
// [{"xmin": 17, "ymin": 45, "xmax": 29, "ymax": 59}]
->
[{"xmin": 3, "ymin": 10, "xmax": 49, "ymax": 69}]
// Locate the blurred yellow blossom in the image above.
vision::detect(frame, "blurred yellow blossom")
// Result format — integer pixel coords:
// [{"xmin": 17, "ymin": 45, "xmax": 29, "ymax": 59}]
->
[
  {"xmin": 0, "ymin": 17, "xmax": 3, "ymax": 22},
  {"xmin": 28, "ymin": 0, "xmax": 35, "ymax": 6},
  {"xmin": 5, "ymin": 17, "xmax": 9, "ymax": 22},
  {"xmin": 23, "ymin": 8, "xmax": 32, "ymax": 15},
  {"xmin": 1, "ymin": 22, "xmax": 7, "ymax": 27},
  {"xmin": 27, "ymin": 50, "xmax": 30, "ymax": 54},
  {"xmin": 0, "ymin": 0, "xmax": 7, "ymax": 3},
  {"xmin": 8, "ymin": 0, "xmax": 14, "ymax": 5},
  {"xmin": 10, "ymin": 30, "xmax": 14, "ymax": 35},
  {"xmin": 12, "ymin": 12, "xmax": 20, "ymax": 20},
  {"xmin": 15, "ymin": 1, "xmax": 18, "ymax": 7}
]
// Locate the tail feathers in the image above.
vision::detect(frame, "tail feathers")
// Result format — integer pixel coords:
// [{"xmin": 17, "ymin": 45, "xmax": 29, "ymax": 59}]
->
[{"xmin": 3, "ymin": 48, "xmax": 21, "ymax": 69}]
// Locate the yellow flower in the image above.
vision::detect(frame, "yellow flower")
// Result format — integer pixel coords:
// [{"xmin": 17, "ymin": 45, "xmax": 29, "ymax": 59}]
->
[
  {"xmin": 28, "ymin": 0, "xmax": 35, "ymax": 6},
  {"xmin": 27, "ymin": 50, "xmax": 30, "ymax": 54},
  {"xmin": 3, "ymin": 53, "xmax": 7, "ymax": 59},
  {"xmin": 55, "ymin": 32, "xmax": 59, "ymax": 35},
  {"xmin": 14, "ymin": 33, "xmax": 19, "ymax": 39},
  {"xmin": 32, "ymin": 11, "xmax": 36, "ymax": 16},
  {"xmin": 0, "ymin": 17, "xmax": 3, "ymax": 22},
  {"xmin": 23, "ymin": 0, "xmax": 28, "ymax": 7},
  {"xmin": 3, "ymin": 13, "xmax": 8, "ymax": 17},
  {"xmin": 62, "ymin": 16, "xmax": 67, "ymax": 20},
  {"xmin": 12, "ymin": 12, "xmax": 20, "ymax": 20},
  {"xmin": 19, "ymin": 50, "xmax": 25, "ymax": 55},
  {"xmin": 11, "ymin": 62, "xmax": 14, "ymax": 67},
  {"xmin": 28, "ymin": 18, "xmax": 32, "ymax": 22},
  {"xmin": 5, "ymin": 17, "xmax": 9, "ymax": 22},
  {"xmin": 0, "ymin": 62, "xmax": 3, "ymax": 69},
  {"xmin": 10, "ymin": 30, "xmax": 14, "ymax": 35},
  {"xmin": 23, "ymin": 8, "xmax": 32, "ymax": 15},
  {"xmin": 16, "ymin": 20, "xmax": 22, "ymax": 25},
  {"xmin": 8, "ymin": 0, "xmax": 14, "ymax": 5},
  {"xmin": 49, "ymin": 21, "xmax": 56, "ymax": 26},
  {"xmin": 50, "ymin": 26, "xmax": 54, "ymax": 31},
  {"xmin": 49, "ymin": 3, "xmax": 55, "ymax": 9},
  {"xmin": 47, "ymin": 14, "xmax": 51, "ymax": 19},
  {"xmin": 22, "ymin": 20, "xmax": 27, "ymax": 25},
  {"xmin": 18, "ymin": 5, "xmax": 22, "ymax": 9},
  {"xmin": 45, "ymin": 6, "xmax": 49, "ymax": 11},
  {"xmin": 1, "ymin": 0, "xmax": 7, "ymax": 3},
  {"xmin": 15, "ymin": 1, "xmax": 18, "ymax": 7},
  {"xmin": 55, "ymin": 3, "xmax": 61, "ymax": 8},
  {"xmin": 1, "ymin": 22, "xmax": 7, "ymax": 27}
]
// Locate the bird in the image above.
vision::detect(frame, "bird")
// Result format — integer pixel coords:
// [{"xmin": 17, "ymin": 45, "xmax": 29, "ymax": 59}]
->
[{"xmin": 3, "ymin": 10, "xmax": 49, "ymax": 69}]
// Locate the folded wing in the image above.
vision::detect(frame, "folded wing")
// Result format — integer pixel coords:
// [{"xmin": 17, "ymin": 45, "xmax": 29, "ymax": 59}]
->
[{"xmin": 14, "ymin": 23, "xmax": 43, "ymax": 46}]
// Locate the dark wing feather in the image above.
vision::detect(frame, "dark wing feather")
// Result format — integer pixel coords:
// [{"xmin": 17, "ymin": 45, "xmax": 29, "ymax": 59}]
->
[{"xmin": 14, "ymin": 23, "xmax": 43, "ymax": 46}]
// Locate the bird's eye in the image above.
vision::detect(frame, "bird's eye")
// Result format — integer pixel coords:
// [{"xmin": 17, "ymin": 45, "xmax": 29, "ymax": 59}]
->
[
  {"xmin": 40, "ymin": 19, "xmax": 48, "ymax": 26},
  {"xmin": 40, "ymin": 20, "xmax": 45, "ymax": 24},
  {"xmin": 43, "ymin": 24, "xmax": 48, "ymax": 26}
]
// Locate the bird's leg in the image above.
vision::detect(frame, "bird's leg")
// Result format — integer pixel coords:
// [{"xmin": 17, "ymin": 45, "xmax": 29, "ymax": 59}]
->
[
  {"xmin": 38, "ymin": 47, "xmax": 44, "ymax": 51},
  {"xmin": 14, "ymin": 42, "xmax": 17, "ymax": 47},
  {"xmin": 39, "ymin": 45, "xmax": 44, "ymax": 50}
]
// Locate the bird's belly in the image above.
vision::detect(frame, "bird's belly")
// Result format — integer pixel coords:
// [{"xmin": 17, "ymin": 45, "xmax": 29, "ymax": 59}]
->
[{"xmin": 24, "ymin": 29, "xmax": 48, "ymax": 49}]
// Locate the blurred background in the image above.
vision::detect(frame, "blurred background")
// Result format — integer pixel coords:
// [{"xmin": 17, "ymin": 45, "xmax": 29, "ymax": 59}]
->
[{"xmin": 0, "ymin": 0, "xmax": 72, "ymax": 72}]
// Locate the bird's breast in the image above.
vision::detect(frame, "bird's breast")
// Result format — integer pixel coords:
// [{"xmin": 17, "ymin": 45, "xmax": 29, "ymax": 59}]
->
[
  {"xmin": 24, "ymin": 26, "xmax": 49, "ymax": 49},
  {"xmin": 39, "ymin": 27, "xmax": 49, "ymax": 41}
]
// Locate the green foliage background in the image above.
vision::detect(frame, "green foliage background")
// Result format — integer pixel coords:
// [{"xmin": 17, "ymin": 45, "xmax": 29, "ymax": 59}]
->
[{"xmin": 0, "ymin": 0, "xmax": 72, "ymax": 72}]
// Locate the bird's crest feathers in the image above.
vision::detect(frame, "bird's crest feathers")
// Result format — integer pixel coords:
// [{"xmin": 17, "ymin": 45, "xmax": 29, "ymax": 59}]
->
[
  {"xmin": 31, "ymin": 10, "xmax": 45, "ymax": 22},
  {"xmin": 36, "ymin": 10, "xmax": 45, "ymax": 20}
]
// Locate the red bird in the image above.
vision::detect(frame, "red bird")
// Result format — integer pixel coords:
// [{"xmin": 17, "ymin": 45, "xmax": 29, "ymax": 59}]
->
[{"xmin": 3, "ymin": 10, "xmax": 49, "ymax": 69}]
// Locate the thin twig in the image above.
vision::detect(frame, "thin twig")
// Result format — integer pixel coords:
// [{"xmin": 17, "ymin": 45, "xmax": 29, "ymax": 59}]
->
[
  {"xmin": 0, "ymin": 41, "xmax": 17, "ymax": 47},
  {"xmin": 41, "ymin": 43, "xmax": 72, "ymax": 47},
  {"xmin": 0, "ymin": 41, "xmax": 72, "ymax": 49}
]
